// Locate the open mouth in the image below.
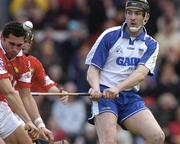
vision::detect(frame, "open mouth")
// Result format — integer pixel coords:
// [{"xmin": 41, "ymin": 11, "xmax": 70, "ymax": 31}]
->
[{"xmin": 130, "ymin": 22, "xmax": 136, "ymax": 26}]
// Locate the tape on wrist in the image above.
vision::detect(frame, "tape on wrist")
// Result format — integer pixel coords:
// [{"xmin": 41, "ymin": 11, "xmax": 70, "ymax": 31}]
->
[{"xmin": 34, "ymin": 117, "xmax": 46, "ymax": 128}]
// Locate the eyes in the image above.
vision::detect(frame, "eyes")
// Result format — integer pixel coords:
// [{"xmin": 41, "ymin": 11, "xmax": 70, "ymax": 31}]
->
[
  {"xmin": 126, "ymin": 10, "xmax": 143, "ymax": 16},
  {"xmin": 8, "ymin": 42, "xmax": 23, "ymax": 47}
]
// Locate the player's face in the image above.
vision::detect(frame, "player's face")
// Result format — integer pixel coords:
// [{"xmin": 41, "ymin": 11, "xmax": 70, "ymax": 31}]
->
[
  {"xmin": 2, "ymin": 34, "xmax": 24, "ymax": 59},
  {"xmin": 125, "ymin": 8, "xmax": 145, "ymax": 33}
]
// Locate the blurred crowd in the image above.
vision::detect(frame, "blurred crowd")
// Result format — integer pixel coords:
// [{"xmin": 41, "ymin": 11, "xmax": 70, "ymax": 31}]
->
[{"xmin": 0, "ymin": 0, "xmax": 180, "ymax": 144}]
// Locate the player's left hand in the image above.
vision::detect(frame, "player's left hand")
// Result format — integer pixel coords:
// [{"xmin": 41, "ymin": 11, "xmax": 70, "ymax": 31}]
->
[
  {"xmin": 39, "ymin": 127, "xmax": 54, "ymax": 144},
  {"xmin": 59, "ymin": 90, "xmax": 69, "ymax": 104},
  {"xmin": 103, "ymin": 87, "xmax": 119, "ymax": 99}
]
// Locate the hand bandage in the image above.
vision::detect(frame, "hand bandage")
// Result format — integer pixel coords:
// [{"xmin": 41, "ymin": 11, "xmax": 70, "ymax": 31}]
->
[{"xmin": 34, "ymin": 117, "xmax": 45, "ymax": 129}]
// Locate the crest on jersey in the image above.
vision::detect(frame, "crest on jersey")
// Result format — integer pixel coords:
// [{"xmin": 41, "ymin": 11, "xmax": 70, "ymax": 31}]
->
[
  {"xmin": 116, "ymin": 47, "xmax": 123, "ymax": 54},
  {"xmin": 14, "ymin": 67, "xmax": 19, "ymax": 73},
  {"xmin": 138, "ymin": 48, "xmax": 144, "ymax": 55},
  {"xmin": 30, "ymin": 68, "xmax": 34, "ymax": 74},
  {"xmin": 0, "ymin": 58, "xmax": 3, "ymax": 67}
]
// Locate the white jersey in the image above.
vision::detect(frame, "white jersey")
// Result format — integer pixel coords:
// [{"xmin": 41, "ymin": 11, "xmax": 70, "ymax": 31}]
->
[{"xmin": 85, "ymin": 23, "xmax": 159, "ymax": 91}]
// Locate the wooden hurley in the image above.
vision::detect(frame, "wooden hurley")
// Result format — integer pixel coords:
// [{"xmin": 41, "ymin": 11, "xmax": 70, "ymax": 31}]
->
[{"xmin": 31, "ymin": 92, "xmax": 90, "ymax": 96}]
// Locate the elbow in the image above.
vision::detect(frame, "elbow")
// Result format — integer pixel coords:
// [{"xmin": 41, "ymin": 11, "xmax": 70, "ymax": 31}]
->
[
  {"xmin": 6, "ymin": 90, "xmax": 19, "ymax": 99},
  {"xmin": 139, "ymin": 73, "xmax": 146, "ymax": 82}
]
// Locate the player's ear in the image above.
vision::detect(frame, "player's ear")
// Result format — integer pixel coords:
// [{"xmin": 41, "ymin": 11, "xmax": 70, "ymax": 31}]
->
[{"xmin": 143, "ymin": 13, "xmax": 149, "ymax": 25}]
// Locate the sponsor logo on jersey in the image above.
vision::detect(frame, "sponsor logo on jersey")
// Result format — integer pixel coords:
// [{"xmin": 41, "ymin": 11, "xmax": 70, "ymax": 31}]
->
[
  {"xmin": 127, "ymin": 46, "xmax": 135, "ymax": 50},
  {"xmin": 116, "ymin": 57, "xmax": 140, "ymax": 66}
]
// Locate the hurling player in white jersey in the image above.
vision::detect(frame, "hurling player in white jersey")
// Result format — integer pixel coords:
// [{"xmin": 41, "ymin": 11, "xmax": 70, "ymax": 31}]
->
[{"xmin": 85, "ymin": 0, "xmax": 165, "ymax": 144}]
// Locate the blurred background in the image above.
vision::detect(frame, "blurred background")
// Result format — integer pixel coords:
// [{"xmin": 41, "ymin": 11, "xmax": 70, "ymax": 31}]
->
[{"xmin": 1, "ymin": 0, "xmax": 180, "ymax": 143}]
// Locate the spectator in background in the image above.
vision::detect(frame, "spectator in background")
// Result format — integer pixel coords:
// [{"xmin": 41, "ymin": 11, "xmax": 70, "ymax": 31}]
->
[
  {"xmin": 68, "ymin": 41, "xmax": 90, "ymax": 92},
  {"xmin": 168, "ymin": 106, "xmax": 180, "ymax": 144},
  {"xmin": 60, "ymin": 20, "xmax": 87, "ymax": 75},
  {"xmin": 155, "ymin": 63, "xmax": 180, "ymax": 100},
  {"xmin": 157, "ymin": 0, "xmax": 180, "ymax": 32},
  {"xmin": 36, "ymin": 27, "xmax": 62, "ymax": 71},
  {"xmin": 155, "ymin": 17, "xmax": 180, "ymax": 60},
  {"xmin": 52, "ymin": 81, "xmax": 86, "ymax": 143},
  {"xmin": 145, "ymin": 0, "xmax": 162, "ymax": 36},
  {"xmin": 152, "ymin": 92, "xmax": 177, "ymax": 130},
  {"xmin": 87, "ymin": 0, "xmax": 107, "ymax": 34}
]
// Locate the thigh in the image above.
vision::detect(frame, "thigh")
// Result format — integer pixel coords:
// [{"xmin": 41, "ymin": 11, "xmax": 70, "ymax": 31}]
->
[
  {"xmin": 123, "ymin": 109, "xmax": 162, "ymax": 137},
  {"xmin": 95, "ymin": 112, "xmax": 117, "ymax": 143},
  {"xmin": 0, "ymin": 138, "xmax": 5, "ymax": 144},
  {"xmin": 0, "ymin": 102, "xmax": 32, "ymax": 144},
  {"xmin": 0, "ymin": 102, "xmax": 21, "ymax": 139},
  {"xmin": 4, "ymin": 125, "xmax": 33, "ymax": 144}
]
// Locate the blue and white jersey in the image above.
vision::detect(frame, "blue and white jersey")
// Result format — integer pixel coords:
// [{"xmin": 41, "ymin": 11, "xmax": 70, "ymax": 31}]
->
[{"xmin": 85, "ymin": 23, "xmax": 159, "ymax": 91}]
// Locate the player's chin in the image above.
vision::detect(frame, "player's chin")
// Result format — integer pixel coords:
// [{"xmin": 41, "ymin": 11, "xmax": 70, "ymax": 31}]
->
[{"xmin": 7, "ymin": 53, "xmax": 16, "ymax": 59}]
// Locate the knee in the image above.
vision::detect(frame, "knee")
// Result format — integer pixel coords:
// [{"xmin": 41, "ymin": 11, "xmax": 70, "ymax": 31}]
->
[
  {"xmin": 154, "ymin": 130, "xmax": 165, "ymax": 143},
  {"xmin": 145, "ymin": 130, "xmax": 165, "ymax": 143}
]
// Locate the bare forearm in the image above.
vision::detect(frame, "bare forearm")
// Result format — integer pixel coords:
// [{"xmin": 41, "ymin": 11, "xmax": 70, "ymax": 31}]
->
[
  {"xmin": 116, "ymin": 65, "xmax": 149, "ymax": 91},
  {"xmin": 48, "ymin": 86, "xmax": 59, "ymax": 93},
  {"xmin": 20, "ymin": 89, "xmax": 41, "ymax": 121},
  {"xmin": 6, "ymin": 91, "xmax": 31, "ymax": 123},
  {"xmin": 0, "ymin": 79, "xmax": 31, "ymax": 123},
  {"xmin": 24, "ymin": 95, "xmax": 40, "ymax": 121},
  {"xmin": 116, "ymin": 71, "xmax": 145, "ymax": 91},
  {"xmin": 87, "ymin": 65, "xmax": 100, "ymax": 90}
]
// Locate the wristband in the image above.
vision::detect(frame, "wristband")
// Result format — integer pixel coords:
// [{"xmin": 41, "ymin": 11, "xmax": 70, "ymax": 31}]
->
[{"xmin": 34, "ymin": 117, "xmax": 46, "ymax": 128}]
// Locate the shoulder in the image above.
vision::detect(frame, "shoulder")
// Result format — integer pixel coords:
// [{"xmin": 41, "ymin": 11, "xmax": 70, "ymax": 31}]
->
[
  {"xmin": 144, "ymin": 34, "xmax": 159, "ymax": 50},
  {"xmin": 95, "ymin": 26, "xmax": 122, "ymax": 49},
  {"xmin": 27, "ymin": 55, "xmax": 42, "ymax": 65},
  {"xmin": 27, "ymin": 55, "xmax": 40, "ymax": 62},
  {"xmin": 100, "ymin": 26, "xmax": 122, "ymax": 40}
]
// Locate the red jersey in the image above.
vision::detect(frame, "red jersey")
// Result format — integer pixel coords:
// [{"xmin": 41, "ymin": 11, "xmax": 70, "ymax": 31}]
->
[
  {"xmin": 0, "ymin": 44, "xmax": 31, "ymax": 102},
  {"xmin": 27, "ymin": 55, "xmax": 57, "ymax": 92}
]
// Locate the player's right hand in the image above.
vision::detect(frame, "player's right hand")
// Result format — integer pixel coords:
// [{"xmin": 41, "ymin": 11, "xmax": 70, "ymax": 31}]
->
[
  {"xmin": 103, "ymin": 87, "xmax": 119, "ymax": 99},
  {"xmin": 88, "ymin": 88, "xmax": 102, "ymax": 101},
  {"xmin": 25, "ymin": 121, "xmax": 39, "ymax": 140}
]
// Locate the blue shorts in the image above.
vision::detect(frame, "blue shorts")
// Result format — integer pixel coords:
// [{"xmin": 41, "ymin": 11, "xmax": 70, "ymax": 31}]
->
[{"xmin": 88, "ymin": 85, "xmax": 147, "ymax": 128}]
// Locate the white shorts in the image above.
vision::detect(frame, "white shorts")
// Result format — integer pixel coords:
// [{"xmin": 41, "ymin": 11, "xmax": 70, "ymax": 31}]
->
[
  {"xmin": 0, "ymin": 101, "xmax": 22, "ymax": 139},
  {"xmin": 14, "ymin": 113, "xmax": 25, "ymax": 126}
]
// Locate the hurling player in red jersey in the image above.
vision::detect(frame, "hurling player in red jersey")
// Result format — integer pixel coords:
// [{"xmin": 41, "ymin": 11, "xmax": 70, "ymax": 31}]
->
[
  {"xmin": 1, "ymin": 21, "xmax": 55, "ymax": 144},
  {"xmin": 0, "ymin": 21, "xmax": 39, "ymax": 144},
  {"xmin": 22, "ymin": 23, "xmax": 69, "ymax": 103},
  {"xmin": 22, "ymin": 22, "xmax": 69, "ymax": 144}
]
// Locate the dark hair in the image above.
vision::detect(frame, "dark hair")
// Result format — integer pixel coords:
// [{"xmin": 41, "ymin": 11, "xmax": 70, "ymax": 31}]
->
[{"xmin": 2, "ymin": 21, "xmax": 26, "ymax": 38}]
